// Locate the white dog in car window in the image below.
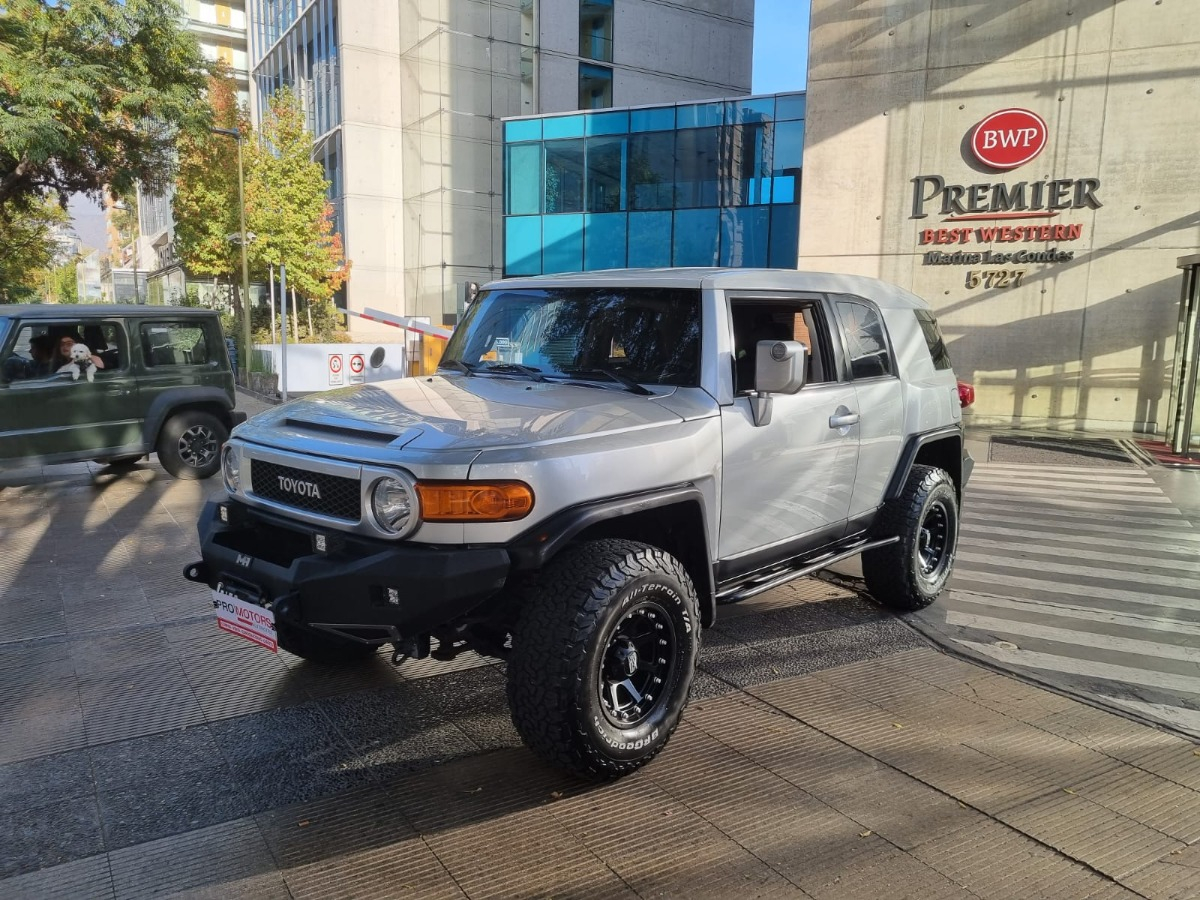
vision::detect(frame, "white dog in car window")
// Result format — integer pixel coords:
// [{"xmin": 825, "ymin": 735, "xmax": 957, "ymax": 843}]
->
[{"xmin": 59, "ymin": 343, "xmax": 98, "ymax": 382}]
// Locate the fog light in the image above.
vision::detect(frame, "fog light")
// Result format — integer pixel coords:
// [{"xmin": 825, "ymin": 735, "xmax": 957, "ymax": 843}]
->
[
  {"xmin": 386, "ymin": 587, "xmax": 401, "ymax": 606},
  {"xmin": 218, "ymin": 504, "xmax": 230, "ymax": 523}
]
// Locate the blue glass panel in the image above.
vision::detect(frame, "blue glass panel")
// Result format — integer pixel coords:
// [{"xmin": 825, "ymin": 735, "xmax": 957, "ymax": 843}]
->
[
  {"xmin": 676, "ymin": 102, "xmax": 723, "ymax": 129},
  {"xmin": 543, "ymin": 114, "xmax": 586, "ymax": 139},
  {"xmin": 725, "ymin": 96, "xmax": 776, "ymax": 126},
  {"xmin": 586, "ymin": 110, "xmax": 629, "ymax": 136},
  {"xmin": 772, "ymin": 175, "xmax": 796, "ymax": 204},
  {"xmin": 773, "ymin": 120, "xmax": 805, "ymax": 173},
  {"xmin": 505, "ymin": 118, "xmax": 542, "ymax": 142},
  {"xmin": 506, "ymin": 143, "xmax": 542, "ymax": 215},
  {"xmin": 505, "ymin": 216, "xmax": 542, "ymax": 276},
  {"xmin": 719, "ymin": 207, "xmax": 769, "ymax": 267},
  {"xmin": 769, "ymin": 206, "xmax": 800, "ymax": 268},
  {"xmin": 584, "ymin": 213, "xmax": 627, "ymax": 270},
  {"xmin": 543, "ymin": 214, "xmax": 584, "ymax": 274},
  {"xmin": 630, "ymin": 106, "xmax": 675, "ymax": 133},
  {"xmin": 672, "ymin": 208, "xmax": 720, "ymax": 267},
  {"xmin": 628, "ymin": 211, "xmax": 672, "ymax": 267},
  {"xmin": 775, "ymin": 93, "xmax": 807, "ymax": 121}
]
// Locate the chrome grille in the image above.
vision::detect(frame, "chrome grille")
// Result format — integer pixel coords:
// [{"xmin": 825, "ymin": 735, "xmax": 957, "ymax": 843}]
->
[{"xmin": 250, "ymin": 460, "xmax": 360, "ymax": 521}]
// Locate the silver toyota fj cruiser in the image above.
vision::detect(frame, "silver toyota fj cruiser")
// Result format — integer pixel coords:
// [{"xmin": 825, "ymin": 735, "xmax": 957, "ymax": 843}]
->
[{"xmin": 187, "ymin": 268, "xmax": 972, "ymax": 779}]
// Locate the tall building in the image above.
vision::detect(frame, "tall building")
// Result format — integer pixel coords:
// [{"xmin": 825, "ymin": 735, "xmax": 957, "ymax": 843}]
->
[
  {"xmin": 502, "ymin": 91, "xmax": 805, "ymax": 277},
  {"xmin": 798, "ymin": 1, "xmax": 1200, "ymax": 436},
  {"xmin": 246, "ymin": 0, "xmax": 753, "ymax": 330},
  {"xmin": 137, "ymin": 2, "xmax": 252, "ymax": 305}
]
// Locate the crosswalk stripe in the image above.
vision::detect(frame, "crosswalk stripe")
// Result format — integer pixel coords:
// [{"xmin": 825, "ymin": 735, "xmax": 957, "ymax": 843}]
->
[
  {"xmin": 964, "ymin": 502, "xmax": 1188, "ymax": 527},
  {"xmin": 969, "ymin": 485, "xmax": 1174, "ymax": 504},
  {"xmin": 952, "ymin": 591, "xmax": 1200, "ymax": 638},
  {"xmin": 958, "ymin": 515, "xmax": 1200, "ymax": 545},
  {"xmin": 948, "ymin": 570, "xmax": 1200, "ymax": 611},
  {"xmin": 958, "ymin": 538, "xmax": 1200, "ymax": 574},
  {"xmin": 955, "ymin": 551, "xmax": 1200, "ymax": 590},
  {"xmin": 945, "ymin": 611, "xmax": 1200, "ymax": 664},
  {"xmin": 954, "ymin": 639, "xmax": 1200, "ymax": 697},
  {"xmin": 954, "ymin": 524, "xmax": 1200, "ymax": 553}
]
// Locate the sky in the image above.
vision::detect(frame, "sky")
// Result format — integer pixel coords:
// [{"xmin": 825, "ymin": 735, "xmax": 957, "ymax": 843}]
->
[{"xmin": 752, "ymin": 0, "xmax": 811, "ymax": 94}]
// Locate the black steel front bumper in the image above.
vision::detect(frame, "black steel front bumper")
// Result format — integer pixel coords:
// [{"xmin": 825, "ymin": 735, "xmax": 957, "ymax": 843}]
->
[{"xmin": 187, "ymin": 500, "xmax": 511, "ymax": 641}]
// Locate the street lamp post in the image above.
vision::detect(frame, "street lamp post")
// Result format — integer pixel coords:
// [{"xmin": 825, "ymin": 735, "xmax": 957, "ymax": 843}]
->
[{"xmin": 212, "ymin": 127, "xmax": 252, "ymax": 384}]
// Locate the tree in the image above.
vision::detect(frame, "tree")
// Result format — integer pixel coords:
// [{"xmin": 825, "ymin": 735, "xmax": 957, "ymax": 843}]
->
[
  {"xmin": 0, "ymin": 197, "xmax": 69, "ymax": 302},
  {"xmin": 172, "ymin": 66, "xmax": 242, "ymax": 286},
  {"xmin": 0, "ymin": 0, "xmax": 208, "ymax": 217},
  {"xmin": 245, "ymin": 88, "xmax": 350, "ymax": 332}
]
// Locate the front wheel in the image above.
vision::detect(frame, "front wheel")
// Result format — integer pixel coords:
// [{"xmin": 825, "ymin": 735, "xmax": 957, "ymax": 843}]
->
[
  {"xmin": 156, "ymin": 410, "xmax": 228, "ymax": 480},
  {"xmin": 862, "ymin": 464, "xmax": 959, "ymax": 611},
  {"xmin": 507, "ymin": 539, "xmax": 699, "ymax": 780}
]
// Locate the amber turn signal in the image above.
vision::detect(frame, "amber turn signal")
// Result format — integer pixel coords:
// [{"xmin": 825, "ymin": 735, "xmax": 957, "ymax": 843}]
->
[{"xmin": 416, "ymin": 481, "xmax": 534, "ymax": 522}]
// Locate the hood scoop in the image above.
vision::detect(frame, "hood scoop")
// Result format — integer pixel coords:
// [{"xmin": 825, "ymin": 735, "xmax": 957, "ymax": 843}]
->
[{"xmin": 283, "ymin": 413, "xmax": 420, "ymax": 447}]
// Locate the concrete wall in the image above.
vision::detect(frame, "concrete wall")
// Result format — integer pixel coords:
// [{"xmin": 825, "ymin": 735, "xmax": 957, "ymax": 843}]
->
[
  {"xmin": 800, "ymin": 0, "xmax": 1200, "ymax": 432},
  {"xmin": 259, "ymin": 342, "xmax": 411, "ymax": 394}
]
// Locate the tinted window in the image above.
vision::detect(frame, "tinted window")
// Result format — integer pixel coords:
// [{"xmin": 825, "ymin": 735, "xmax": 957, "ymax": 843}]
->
[
  {"xmin": 141, "ymin": 322, "xmax": 210, "ymax": 367},
  {"xmin": 442, "ymin": 287, "xmax": 701, "ymax": 387},
  {"xmin": 836, "ymin": 301, "xmax": 893, "ymax": 380},
  {"xmin": 914, "ymin": 309, "xmax": 953, "ymax": 371},
  {"xmin": 3, "ymin": 321, "xmax": 124, "ymax": 381}
]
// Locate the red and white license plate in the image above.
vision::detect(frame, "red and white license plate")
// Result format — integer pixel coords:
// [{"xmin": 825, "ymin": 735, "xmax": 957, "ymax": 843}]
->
[{"xmin": 213, "ymin": 589, "xmax": 277, "ymax": 652}]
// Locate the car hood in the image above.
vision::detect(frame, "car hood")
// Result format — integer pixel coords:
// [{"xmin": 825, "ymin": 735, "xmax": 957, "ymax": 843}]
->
[{"xmin": 238, "ymin": 375, "xmax": 690, "ymax": 452}]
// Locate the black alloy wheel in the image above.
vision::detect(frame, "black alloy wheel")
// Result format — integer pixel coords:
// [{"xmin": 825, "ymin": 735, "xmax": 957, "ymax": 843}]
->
[
  {"xmin": 157, "ymin": 410, "xmax": 228, "ymax": 480},
  {"xmin": 598, "ymin": 601, "xmax": 678, "ymax": 728},
  {"xmin": 862, "ymin": 464, "xmax": 959, "ymax": 611}
]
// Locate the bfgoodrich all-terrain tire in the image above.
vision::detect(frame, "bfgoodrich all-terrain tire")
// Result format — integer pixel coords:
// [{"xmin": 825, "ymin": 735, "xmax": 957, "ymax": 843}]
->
[
  {"xmin": 156, "ymin": 410, "xmax": 228, "ymax": 480},
  {"xmin": 275, "ymin": 620, "xmax": 379, "ymax": 664},
  {"xmin": 507, "ymin": 539, "xmax": 700, "ymax": 780},
  {"xmin": 862, "ymin": 464, "xmax": 959, "ymax": 611}
]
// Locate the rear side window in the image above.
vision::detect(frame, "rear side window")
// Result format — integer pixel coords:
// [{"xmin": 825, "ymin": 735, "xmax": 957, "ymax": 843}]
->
[
  {"xmin": 835, "ymin": 300, "xmax": 893, "ymax": 380},
  {"xmin": 914, "ymin": 309, "xmax": 952, "ymax": 371},
  {"xmin": 141, "ymin": 322, "xmax": 210, "ymax": 367}
]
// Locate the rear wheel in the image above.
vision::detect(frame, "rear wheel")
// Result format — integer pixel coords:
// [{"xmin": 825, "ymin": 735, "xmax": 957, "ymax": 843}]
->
[
  {"xmin": 156, "ymin": 410, "xmax": 227, "ymax": 480},
  {"xmin": 863, "ymin": 464, "xmax": 959, "ymax": 611},
  {"xmin": 507, "ymin": 539, "xmax": 699, "ymax": 780},
  {"xmin": 275, "ymin": 620, "xmax": 379, "ymax": 664}
]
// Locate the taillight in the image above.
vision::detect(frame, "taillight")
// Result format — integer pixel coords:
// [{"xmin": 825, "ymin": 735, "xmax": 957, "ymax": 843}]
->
[{"xmin": 957, "ymin": 381, "xmax": 975, "ymax": 409}]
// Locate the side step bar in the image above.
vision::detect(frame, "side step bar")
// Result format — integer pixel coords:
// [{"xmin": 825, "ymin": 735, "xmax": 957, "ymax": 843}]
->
[{"xmin": 716, "ymin": 536, "xmax": 899, "ymax": 605}]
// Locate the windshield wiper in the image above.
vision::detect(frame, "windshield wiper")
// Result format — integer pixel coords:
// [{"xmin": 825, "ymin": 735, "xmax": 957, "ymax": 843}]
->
[
  {"xmin": 439, "ymin": 359, "xmax": 477, "ymax": 376},
  {"xmin": 480, "ymin": 362, "xmax": 547, "ymax": 382},
  {"xmin": 560, "ymin": 366, "xmax": 653, "ymax": 395}
]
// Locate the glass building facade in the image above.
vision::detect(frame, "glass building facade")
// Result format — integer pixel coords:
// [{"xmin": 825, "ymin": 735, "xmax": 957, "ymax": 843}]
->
[{"xmin": 503, "ymin": 92, "xmax": 805, "ymax": 277}]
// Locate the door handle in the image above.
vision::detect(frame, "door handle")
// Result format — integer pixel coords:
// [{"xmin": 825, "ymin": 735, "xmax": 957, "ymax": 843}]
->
[{"xmin": 829, "ymin": 409, "xmax": 859, "ymax": 429}]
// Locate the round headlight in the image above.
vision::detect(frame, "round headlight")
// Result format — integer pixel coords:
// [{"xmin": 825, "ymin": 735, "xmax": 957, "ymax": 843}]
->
[
  {"xmin": 371, "ymin": 476, "xmax": 417, "ymax": 536},
  {"xmin": 222, "ymin": 445, "xmax": 241, "ymax": 493}
]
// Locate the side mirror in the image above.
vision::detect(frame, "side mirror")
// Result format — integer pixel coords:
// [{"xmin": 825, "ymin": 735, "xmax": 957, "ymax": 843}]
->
[{"xmin": 750, "ymin": 340, "xmax": 808, "ymax": 427}]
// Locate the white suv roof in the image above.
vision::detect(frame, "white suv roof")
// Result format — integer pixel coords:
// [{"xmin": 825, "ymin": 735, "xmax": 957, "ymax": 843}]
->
[{"xmin": 490, "ymin": 268, "xmax": 929, "ymax": 311}]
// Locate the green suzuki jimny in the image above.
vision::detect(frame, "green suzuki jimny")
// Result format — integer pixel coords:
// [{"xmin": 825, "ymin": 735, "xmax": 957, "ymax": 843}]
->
[{"xmin": 0, "ymin": 305, "xmax": 245, "ymax": 479}]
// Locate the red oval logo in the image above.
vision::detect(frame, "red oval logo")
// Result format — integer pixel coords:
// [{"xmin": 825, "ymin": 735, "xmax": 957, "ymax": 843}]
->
[{"xmin": 970, "ymin": 108, "xmax": 1048, "ymax": 170}]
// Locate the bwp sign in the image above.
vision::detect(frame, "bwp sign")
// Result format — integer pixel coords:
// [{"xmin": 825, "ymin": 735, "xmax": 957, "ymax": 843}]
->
[{"xmin": 909, "ymin": 108, "xmax": 1102, "ymax": 286}]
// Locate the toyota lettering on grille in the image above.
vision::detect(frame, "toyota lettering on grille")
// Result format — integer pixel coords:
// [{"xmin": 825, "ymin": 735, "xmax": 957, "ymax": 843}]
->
[{"xmin": 277, "ymin": 474, "xmax": 323, "ymax": 499}]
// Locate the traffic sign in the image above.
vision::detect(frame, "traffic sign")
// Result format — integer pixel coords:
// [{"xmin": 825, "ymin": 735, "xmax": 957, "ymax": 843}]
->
[
  {"xmin": 328, "ymin": 354, "xmax": 344, "ymax": 386},
  {"xmin": 349, "ymin": 353, "xmax": 365, "ymax": 383}
]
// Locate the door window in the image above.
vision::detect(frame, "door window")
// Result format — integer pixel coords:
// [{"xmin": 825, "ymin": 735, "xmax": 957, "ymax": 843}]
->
[
  {"xmin": 729, "ymin": 299, "xmax": 834, "ymax": 393},
  {"xmin": 141, "ymin": 322, "xmax": 210, "ymax": 367},
  {"xmin": 2, "ymin": 322, "xmax": 124, "ymax": 381},
  {"xmin": 836, "ymin": 300, "xmax": 894, "ymax": 380}
]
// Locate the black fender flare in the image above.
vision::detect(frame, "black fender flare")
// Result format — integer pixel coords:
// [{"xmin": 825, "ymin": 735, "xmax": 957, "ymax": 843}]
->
[
  {"xmin": 506, "ymin": 484, "xmax": 717, "ymax": 626},
  {"xmin": 884, "ymin": 425, "xmax": 966, "ymax": 502},
  {"xmin": 142, "ymin": 388, "xmax": 238, "ymax": 448}
]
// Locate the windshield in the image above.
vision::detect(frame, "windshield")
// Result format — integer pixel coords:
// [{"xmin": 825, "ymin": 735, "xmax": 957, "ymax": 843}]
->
[{"xmin": 441, "ymin": 287, "xmax": 702, "ymax": 387}]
